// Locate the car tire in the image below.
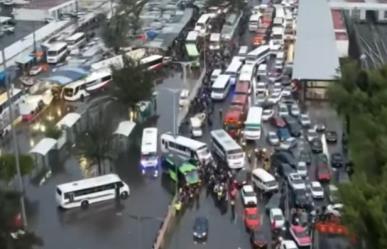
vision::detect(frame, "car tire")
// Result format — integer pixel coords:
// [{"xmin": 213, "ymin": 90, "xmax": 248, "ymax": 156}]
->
[
  {"xmin": 120, "ymin": 191, "xmax": 129, "ymax": 200},
  {"xmin": 81, "ymin": 200, "xmax": 89, "ymax": 210}
]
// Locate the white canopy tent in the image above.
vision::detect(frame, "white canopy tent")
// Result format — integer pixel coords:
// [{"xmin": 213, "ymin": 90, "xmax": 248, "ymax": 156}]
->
[
  {"xmin": 30, "ymin": 138, "xmax": 57, "ymax": 156},
  {"xmin": 56, "ymin": 112, "xmax": 81, "ymax": 128},
  {"xmin": 113, "ymin": 121, "xmax": 136, "ymax": 137}
]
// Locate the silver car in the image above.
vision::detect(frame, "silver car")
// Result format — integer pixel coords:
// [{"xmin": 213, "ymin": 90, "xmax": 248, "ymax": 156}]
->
[
  {"xmin": 267, "ymin": 131, "xmax": 280, "ymax": 145},
  {"xmin": 299, "ymin": 113, "xmax": 312, "ymax": 127}
]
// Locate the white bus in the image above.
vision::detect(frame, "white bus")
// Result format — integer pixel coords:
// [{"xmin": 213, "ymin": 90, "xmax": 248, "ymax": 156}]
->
[
  {"xmin": 63, "ymin": 69, "xmax": 112, "ymax": 101},
  {"xmin": 248, "ymin": 14, "xmax": 261, "ymax": 31},
  {"xmin": 140, "ymin": 127, "xmax": 159, "ymax": 176},
  {"xmin": 243, "ymin": 106, "xmax": 263, "ymax": 140},
  {"xmin": 246, "ymin": 45, "xmax": 270, "ymax": 65},
  {"xmin": 46, "ymin": 42, "xmax": 68, "ymax": 64},
  {"xmin": 209, "ymin": 33, "xmax": 221, "ymax": 50},
  {"xmin": 55, "ymin": 174, "xmax": 130, "ymax": 209},
  {"xmin": 0, "ymin": 88, "xmax": 23, "ymax": 137},
  {"xmin": 194, "ymin": 14, "xmax": 212, "ymax": 36},
  {"xmin": 272, "ymin": 27, "xmax": 285, "ymax": 43},
  {"xmin": 238, "ymin": 46, "xmax": 249, "ymax": 57},
  {"xmin": 160, "ymin": 133, "xmax": 212, "ymax": 164},
  {"xmin": 140, "ymin": 55, "xmax": 164, "ymax": 71},
  {"xmin": 225, "ymin": 57, "xmax": 243, "ymax": 85},
  {"xmin": 210, "ymin": 129, "xmax": 245, "ymax": 169},
  {"xmin": 211, "ymin": 74, "xmax": 231, "ymax": 100},
  {"xmin": 65, "ymin": 32, "xmax": 86, "ymax": 50}
]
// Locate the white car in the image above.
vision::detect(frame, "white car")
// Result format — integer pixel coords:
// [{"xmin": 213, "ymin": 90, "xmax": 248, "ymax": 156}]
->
[
  {"xmin": 179, "ymin": 89, "xmax": 189, "ymax": 107},
  {"xmin": 288, "ymin": 173, "xmax": 306, "ymax": 190},
  {"xmin": 306, "ymin": 128, "xmax": 318, "ymax": 142},
  {"xmin": 267, "ymin": 131, "xmax": 280, "ymax": 146},
  {"xmin": 280, "ymin": 240, "xmax": 298, "ymax": 249},
  {"xmin": 256, "ymin": 81, "xmax": 267, "ymax": 92},
  {"xmin": 269, "ymin": 208, "xmax": 285, "ymax": 229},
  {"xmin": 241, "ymin": 185, "xmax": 258, "ymax": 206},
  {"xmin": 299, "ymin": 113, "xmax": 312, "ymax": 127},
  {"xmin": 290, "ymin": 104, "xmax": 300, "ymax": 117},
  {"xmin": 278, "ymin": 104, "xmax": 289, "ymax": 117},
  {"xmin": 309, "ymin": 181, "xmax": 324, "ymax": 199},
  {"xmin": 326, "ymin": 203, "xmax": 344, "ymax": 217},
  {"xmin": 255, "ymin": 91, "xmax": 267, "ymax": 105},
  {"xmin": 296, "ymin": 161, "xmax": 307, "ymax": 177},
  {"xmin": 268, "ymin": 91, "xmax": 282, "ymax": 104},
  {"xmin": 279, "ymin": 137, "xmax": 297, "ymax": 150},
  {"xmin": 262, "ymin": 108, "xmax": 274, "ymax": 121}
]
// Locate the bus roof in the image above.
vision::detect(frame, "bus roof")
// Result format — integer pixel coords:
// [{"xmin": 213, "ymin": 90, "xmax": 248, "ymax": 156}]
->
[
  {"xmin": 252, "ymin": 168, "xmax": 275, "ymax": 181},
  {"xmin": 140, "ymin": 55, "xmax": 163, "ymax": 64},
  {"xmin": 57, "ymin": 174, "xmax": 122, "ymax": 192},
  {"xmin": 247, "ymin": 45, "xmax": 270, "ymax": 57},
  {"xmin": 186, "ymin": 31, "xmax": 199, "ymax": 42},
  {"xmin": 162, "ymin": 133, "xmax": 206, "ymax": 150},
  {"xmin": 47, "ymin": 42, "xmax": 67, "ymax": 51},
  {"xmin": 231, "ymin": 94, "xmax": 248, "ymax": 105},
  {"xmin": 210, "ymin": 33, "xmax": 221, "ymax": 42},
  {"xmin": 64, "ymin": 69, "xmax": 111, "ymax": 89},
  {"xmin": 238, "ymin": 46, "xmax": 249, "ymax": 55},
  {"xmin": 245, "ymin": 106, "xmax": 263, "ymax": 125},
  {"xmin": 141, "ymin": 127, "xmax": 158, "ymax": 154},
  {"xmin": 185, "ymin": 44, "xmax": 199, "ymax": 57},
  {"xmin": 66, "ymin": 32, "xmax": 85, "ymax": 42},
  {"xmin": 225, "ymin": 58, "xmax": 243, "ymax": 74},
  {"xmin": 0, "ymin": 88, "xmax": 22, "ymax": 106},
  {"xmin": 211, "ymin": 129, "xmax": 241, "ymax": 151},
  {"xmin": 212, "ymin": 74, "xmax": 231, "ymax": 89},
  {"xmin": 238, "ymin": 64, "xmax": 255, "ymax": 82},
  {"xmin": 235, "ymin": 82, "xmax": 250, "ymax": 94}
]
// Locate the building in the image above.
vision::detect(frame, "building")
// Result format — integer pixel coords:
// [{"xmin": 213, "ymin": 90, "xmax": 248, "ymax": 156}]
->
[
  {"xmin": 331, "ymin": 9, "xmax": 349, "ymax": 57},
  {"xmin": 328, "ymin": 0, "xmax": 387, "ymax": 23},
  {"xmin": 292, "ymin": 0, "xmax": 340, "ymax": 100},
  {"xmin": 13, "ymin": 0, "xmax": 77, "ymax": 21}
]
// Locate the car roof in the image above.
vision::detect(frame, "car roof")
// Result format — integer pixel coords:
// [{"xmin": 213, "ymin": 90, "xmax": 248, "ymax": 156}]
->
[
  {"xmin": 311, "ymin": 181, "xmax": 321, "ymax": 187},
  {"xmin": 270, "ymin": 208, "xmax": 283, "ymax": 215},
  {"xmin": 243, "ymin": 185, "xmax": 254, "ymax": 192}
]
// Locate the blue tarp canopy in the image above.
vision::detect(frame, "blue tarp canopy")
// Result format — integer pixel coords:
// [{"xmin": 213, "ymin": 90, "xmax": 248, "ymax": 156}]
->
[
  {"xmin": 146, "ymin": 30, "xmax": 159, "ymax": 40},
  {"xmin": 45, "ymin": 67, "xmax": 89, "ymax": 85}
]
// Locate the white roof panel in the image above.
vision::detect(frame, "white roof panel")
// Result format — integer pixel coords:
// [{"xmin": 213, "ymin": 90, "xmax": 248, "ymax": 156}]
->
[
  {"xmin": 293, "ymin": 0, "xmax": 340, "ymax": 80},
  {"xmin": 56, "ymin": 112, "xmax": 81, "ymax": 128},
  {"xmin": 30, "ymin": 138, "xmax": 57, "ymax": 156},
  {"xmin": 114, "ymin": 121, "xmax": 136, "ymax": 137}
]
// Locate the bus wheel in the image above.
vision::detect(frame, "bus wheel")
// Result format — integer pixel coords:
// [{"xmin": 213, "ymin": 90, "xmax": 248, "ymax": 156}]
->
[
  {"xmin": 120, "ymin": 191, "xmax": 129, "ymax": 200},
  {"xmin": 81, "ymin": 200, "xmax": 89, "ymax": 210}
]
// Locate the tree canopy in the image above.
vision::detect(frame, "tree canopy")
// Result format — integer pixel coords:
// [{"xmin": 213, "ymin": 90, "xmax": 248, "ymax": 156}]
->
[
  {"xmin": 0, "ymin": 154, "xmax": 34, "ymax": 182},
  {"xmin": 328, "ymin": 60, "xmax": 387, "ymax": 248},
  {"xmin": 111, "ymin": 56, "xmax": 154, "ymax": 109},
  {"xmin": 101, "ymin": 14, "xmax": 130, "ymax": 53}
]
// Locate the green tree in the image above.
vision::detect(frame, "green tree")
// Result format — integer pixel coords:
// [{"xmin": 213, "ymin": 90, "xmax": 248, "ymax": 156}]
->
[
  {"xmin": 101, "ymin": 13, "xmax": 130, "ymax": 54},
  {"xmin": 110, "ymin": 56, "xmax": 154, "ymax": 118},
  {"xmin": 44, "ymin": 123, "xmax": 63, "ymax": 139},
  {"xmin": 0, "ymin": 154, "xmax": 34, "ymax": 182},
  {"xmin": 76, "ymin": 108, "xmax": 113, "ymax": 175},
  {"xmin": 328, "ymin": 61, "xmax": 387, "ymax": 249}
]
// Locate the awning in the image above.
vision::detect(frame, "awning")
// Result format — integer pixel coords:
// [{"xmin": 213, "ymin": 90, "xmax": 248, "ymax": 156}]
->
[
  {"xmin": 113, "ymin": 121, "xmax": 136, "ymax": 137},
  {"xmin": 56, "ymin": 112, "xmax": 81, "ymax": 128},
  {"xmin": 16, "ymin": 55, "xmax": 34, "ymax": 65},
  {"xmin": 30, "ymin": 138, "xmax": 57, "ymax": 156}
]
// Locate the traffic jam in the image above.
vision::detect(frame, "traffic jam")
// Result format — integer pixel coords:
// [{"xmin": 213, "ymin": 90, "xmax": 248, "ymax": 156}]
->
[{"xmin": 161, "ymin": 0, "xmax": 350, "ymax": 248}]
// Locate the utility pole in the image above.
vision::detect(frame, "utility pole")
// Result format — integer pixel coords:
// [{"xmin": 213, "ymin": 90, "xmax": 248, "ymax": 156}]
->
[{"xmin": 1, "ymin": 49, "xmax": 28, "ymax": 228}]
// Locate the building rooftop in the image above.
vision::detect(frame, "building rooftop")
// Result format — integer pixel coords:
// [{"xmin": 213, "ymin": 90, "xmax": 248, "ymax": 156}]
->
[
  {"xmin": 23, "ymin": 0, "xmax": 72, "ymax": 9},
  {"xmin": 293, "ymin": 0, "xmax": 340, "ymax": 80}
]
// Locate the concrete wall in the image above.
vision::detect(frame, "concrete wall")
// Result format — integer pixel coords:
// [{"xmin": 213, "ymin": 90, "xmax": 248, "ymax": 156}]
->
[
  {"xmin": 377, "ymin": 10, "xmax": 387, "ymax": 23},
  {"xmin": 336, "ymin": 40, "xmax": 349, "ymax": 58}
]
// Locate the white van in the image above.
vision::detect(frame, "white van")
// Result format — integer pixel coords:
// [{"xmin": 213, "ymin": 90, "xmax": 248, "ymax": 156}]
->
[
  {"xmin": 211, "ymin": 69, "xmax": 222, "ymax": 82},
  {"xmin": 252, "ymin": 168, "xmax": 278, "ymax": 192},
  {"xmin": 257, "ymin": 63, "xmax": 267, "ymax": 76},
  {"xmin": 211, "ymin": 74, "xmax": 231, "ymax": 100}
]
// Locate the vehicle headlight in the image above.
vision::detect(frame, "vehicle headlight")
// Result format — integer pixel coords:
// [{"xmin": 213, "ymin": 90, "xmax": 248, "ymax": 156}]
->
[
  {"xmin": 193, "ymin": 232, "xmax": 198, "ymax": 236},
  {"xmin": 202, "ymin": 232, "xmax": 207, "ymax": 236}
]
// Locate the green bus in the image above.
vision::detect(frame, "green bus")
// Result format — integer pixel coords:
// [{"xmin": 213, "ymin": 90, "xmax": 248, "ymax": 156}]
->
[
  {"xmin": 185, "ymin": 44, "xmax": 200, "ymax": 68},
  {"xmin": 161, "ymin": 153, "xmax": 200, "ymax": 186}
]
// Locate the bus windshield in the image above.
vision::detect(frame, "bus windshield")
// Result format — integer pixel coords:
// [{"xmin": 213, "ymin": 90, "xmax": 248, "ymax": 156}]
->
[
  {"xmin": 246, "ymin": 124, "xmax": 261, "ymax": 131},
  {"xmin": 142, "ymin": 152, "xmax": 157, "ymax": 161},
  {"xmin": 212, "ymin": 87, "xmax": 225, "ymax": 93},
  {"xmin": 197, "ymin": 146, "xmax": 209, "ymax": 158},
  {"xmin": 227, "ymin": 149, "xmax": 243, "ymax": 159}
]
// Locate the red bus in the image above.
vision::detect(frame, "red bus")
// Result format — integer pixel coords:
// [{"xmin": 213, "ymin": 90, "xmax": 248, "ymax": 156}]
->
[
  {"xmin": 223, "ymin": 105, "xmax": 244, "ymax": 138},
  {"xmin": 231, "ymin": 94, "xmax": 249, "ymax": 114},
  {"xmin": 235, "ymin": 81, "xmax": 250, "ymax": 95}
]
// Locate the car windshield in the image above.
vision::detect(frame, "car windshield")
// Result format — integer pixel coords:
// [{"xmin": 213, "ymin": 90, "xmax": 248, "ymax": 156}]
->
[
  {"xmin": 244, "ymin": 190, "xmax": 256, "ymax": 196},
  {"xmin": 292, "ymin": 178, "xmax": 303, "ymax": 184},
  {"xmin": 266, "ymin": 180, "xmax": 278, "ymax": 187},
  {"xmin": 294, "ymin": 188, "xmax": 306, "ymax": 195},
  {"xmin": 273, "ymin": 214, "xmax": 283, "ymax": 221},
  {"xmin": 298, "ymin": 165, "xmax": 306, "ymax": 171},
  {"xmin": 312, "ymin": 186, "xmax": 322, "ymax": 192}
]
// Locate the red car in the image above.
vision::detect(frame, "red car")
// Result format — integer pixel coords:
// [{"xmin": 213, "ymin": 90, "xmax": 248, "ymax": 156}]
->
[
  {"xmin": 270, "ymin": 117, "xmax": 286, "ymax": 128},
  {"xmin": 244, "ymin": 207, "xmax": 260, "ymax": 231},
  {"xmin": 316, "ymin": 157, "xmax": 331, "ymax": 182}
]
